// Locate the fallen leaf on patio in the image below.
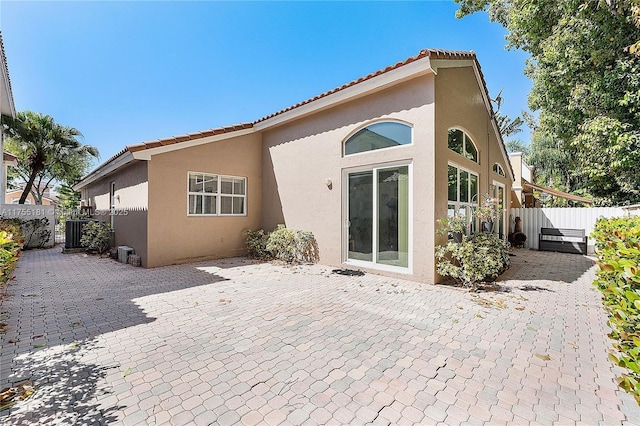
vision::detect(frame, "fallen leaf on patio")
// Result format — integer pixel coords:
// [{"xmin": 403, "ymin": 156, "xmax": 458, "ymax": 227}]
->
[
  {"xmin": 122, "ymin": 368, "xmax": 131, "ymax": 377},
  {"xmin": 0, "ymin": 323, "xmax": 7, "ymax": 333},
  {"xmin": 0, "ymin": 381, "xmax": 35, "ymax": 411},
  {"xmin": 70, "ymin": 321, "xmax": 81, "ymax": 327},
  {"xmin": 95, "ymin": 297, "xmax": 104, "ymax": 301},
  {"xmin": 527, "ymin": 326, "xmax": 537, "ymax": 331},
  {"xmin": 32, "ymin": 335, "xmax": 44, "ymax": 339},
  {"xmin": 475, "ymin": 313, "xmax": 483, "ymax": 318},
  {"xmin": 33, "ymin": 344, "xmax": 46, "ymax": 349},
  {"xmin": 568, "ymin": 342, "xmax": 578, "ymax": 349},
  {"xmin": 8, "ymin": 339, "xmax": 19, "ymax": 343},
  {"xmin": 535, "ymin": 353, "xmax": 551, "ymax": 361},
  {"xmin": 515, "ymin": 307, "xmax": 525, "ymax": 311},
  {"xmin": 193, "ymin": 301, "xmax": 199, "ymax": 306},
  {"xmin": 452, "ymin": 319, "xmax": 459, "ymax": 323},
  {"xmin": 457, "ymin": 305, "xmax": 463, "ymax": 309}
]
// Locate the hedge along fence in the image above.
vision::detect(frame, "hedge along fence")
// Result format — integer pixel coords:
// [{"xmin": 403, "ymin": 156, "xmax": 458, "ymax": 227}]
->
[{"xmin": 592, "ymin": 216, "xmax": 640, "ymax": 404}]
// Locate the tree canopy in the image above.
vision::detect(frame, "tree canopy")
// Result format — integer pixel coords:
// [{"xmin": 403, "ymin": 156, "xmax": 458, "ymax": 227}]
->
[
  {"xmin": 456, "ymin": 0, "xmax": 640, "ymax": 205},
  {"xmin": 3, "ymin": 111, "xmax": 99, "ymax": 204}
]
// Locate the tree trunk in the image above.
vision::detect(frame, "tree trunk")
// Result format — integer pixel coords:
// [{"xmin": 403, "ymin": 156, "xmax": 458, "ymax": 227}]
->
[{"xmin": 18, "ymin": 167, "xmax": 41, "ymax": 204}]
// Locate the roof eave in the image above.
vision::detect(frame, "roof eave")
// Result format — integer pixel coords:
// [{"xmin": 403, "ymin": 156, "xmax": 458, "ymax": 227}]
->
[
  {"xmin": 130, "ymin": 126, "xmax": 255, "ymax": 161},
  {"xmin": 254, "ymin": 56, "xmax": 434, "ymax": 132},
  {"xmin": 0, "ymin": 33, "xmax": 15, "ymax": 118},
  {"xmin": 73, "ymin": 150, "xmax": 135, "ymax": 190}
]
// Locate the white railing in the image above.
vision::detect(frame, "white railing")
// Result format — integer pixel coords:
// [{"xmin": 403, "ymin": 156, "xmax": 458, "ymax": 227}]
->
[{"xmin": 509, "ymin": 207, "xmax": 626, "ymax": 252}]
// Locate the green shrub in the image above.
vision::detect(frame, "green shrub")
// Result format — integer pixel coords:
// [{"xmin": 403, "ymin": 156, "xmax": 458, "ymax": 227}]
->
[
  {"xmin": 0, "ymin": 230, "xmax": 22, "ymax": 282},
  {"xmin": 245, "ymin": 225, "xmax": 319, "ymax": 263},
  {"xmin": 435, "ymin": 232, "xmax": 510, "ymax": 290},
  {"xmin": 0, "ymin": 219, "xmax": 24, "ymax": 248},
  {"xmin": 80, "ymin": 221, "xmax": 113, "ymax": 254},
  {"xmin": 592, "ymin": 216, "xmax": 640, "ymax": 405},
  {"xmin": 244, "ymin": 229, "xmax": 270, "ymax": 259}
]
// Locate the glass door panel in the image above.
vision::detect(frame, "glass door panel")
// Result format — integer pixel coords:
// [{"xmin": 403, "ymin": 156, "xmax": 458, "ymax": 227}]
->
[
  {"xmin": 347, "ymin": 166, "xmax": 410, "ymax": 270},
  {"xmin": 377, "ymin": 166, "xmax": 409, "ymax": 267},
  {"xmin": 493, "ymin": 183, "xmax": 506, "ymax": 238},
  {"xmin": 348, "ymin": 172, "xmax": 373, "ymax": 262}
]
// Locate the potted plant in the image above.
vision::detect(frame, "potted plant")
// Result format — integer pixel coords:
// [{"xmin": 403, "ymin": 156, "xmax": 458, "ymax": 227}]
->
[
  {"xmin": 474, "ymin": 195, "xmax": 499, "ymax": 233},
  {"xmin": 437, "ymin": 214, "xmax": 469, "ymax": 242}
]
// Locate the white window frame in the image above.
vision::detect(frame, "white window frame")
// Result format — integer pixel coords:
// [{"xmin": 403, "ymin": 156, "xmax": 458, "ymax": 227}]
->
[
  {"xmin": 447, "ymin": 162, "xmax": 479, "ymax": 236},
  {"xmin": 493, "ymin": 163, "xmax": 505, "ymax": 177},
  {"xmin": 448, "ymin": 127, "xmax": 479, "ymax": 164},
  {"xmin": 342, "ymin": 161, "xmax": 413, "ymax": 274},
  {"xmin": 342, "ymin": 119, "xmax": 414, "ymax": 157},
  {"xmin": 492, "ymin": 180, "xmax": 507, "ymax": 239},
  {"xmin": 187, "ymin": 171, "xmax": 247, "ymax": 217}
]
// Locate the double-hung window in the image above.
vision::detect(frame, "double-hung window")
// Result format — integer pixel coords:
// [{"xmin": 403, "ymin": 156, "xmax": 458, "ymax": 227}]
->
[{"xmin": 188, "ymin": 172, "xmax": 246, "ymax": 216}]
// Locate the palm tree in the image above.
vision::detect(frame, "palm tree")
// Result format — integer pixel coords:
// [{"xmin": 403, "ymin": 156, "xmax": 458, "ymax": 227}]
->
[{"xmin": 3, "ymin": 111, "xmax": 99, "ymax": 204}]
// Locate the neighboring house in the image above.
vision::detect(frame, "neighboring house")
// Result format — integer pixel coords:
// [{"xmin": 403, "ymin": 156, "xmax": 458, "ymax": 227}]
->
[
  {"xmin": 0, "ymin": 32, "xmax": 16, "ymax": 198},
  {"xmin": 5, "ymin": 188, "xmax": 56, "ymax": 206},
  {"xmin": 74, "ymin": 48, "xmax": 514, "ymax": 284},
  {"xmin": 509, "ymin": 152, "xmax": 592, "ymax": 208}
]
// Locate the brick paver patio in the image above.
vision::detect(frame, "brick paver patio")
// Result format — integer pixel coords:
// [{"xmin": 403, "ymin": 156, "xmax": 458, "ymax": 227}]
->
[{"xmin": 1, "ymin": 247, "xmax": 639, "ymax": 425}]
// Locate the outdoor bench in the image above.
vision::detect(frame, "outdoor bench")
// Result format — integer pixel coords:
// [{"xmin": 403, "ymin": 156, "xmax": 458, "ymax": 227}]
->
[{"xmin": 538, "ymin": 227, "xmax": 587, "ymax": 255}]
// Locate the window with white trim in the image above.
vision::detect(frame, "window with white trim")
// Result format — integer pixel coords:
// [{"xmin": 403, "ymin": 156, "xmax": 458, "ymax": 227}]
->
[
  {"xmin": 447, "ymin": 164, "xmax": 479, "ymax": 235},
  {"xmin": 448, "ymin": 128, "xmax": 478, "ymax": 163},
  {"xmin": 493, "ymin": 163, "xmax": 505, "ymax": 177},
  {"xmin": 188, "ymin": 172, "xmax": 246, "ymax": 216},
  {"xmin": 344, "ymin": 121, "xmax": 412, "ymax": 156}
]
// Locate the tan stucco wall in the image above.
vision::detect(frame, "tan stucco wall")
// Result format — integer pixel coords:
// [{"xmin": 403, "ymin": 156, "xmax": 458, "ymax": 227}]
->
[
  {"xmin": 509, "ymin": 152, "xmax": 524, "ymax": 208},
  {"xmin": 262, "ymin": 75, "xmax": 436, "ymax": 282},
  {"xmin": 5, "ymin": 192, "xmax": 55, "ymax": 205},
  {"xmin": 146, "ymin": 133, "xmax": 262, "ymax": 267},
  {"xmin": 434, "ymin": 66, "xmax": 513, "ymax": 249},
  {"xmin": 84, "ymin": 161, "xmax": 149, "ymax": 266}
]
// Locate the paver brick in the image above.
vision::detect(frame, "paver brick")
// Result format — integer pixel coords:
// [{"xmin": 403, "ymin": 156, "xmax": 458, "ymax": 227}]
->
[{"xmin": 0, "ymin": 249, "xmax": 638, "ymax": 425}]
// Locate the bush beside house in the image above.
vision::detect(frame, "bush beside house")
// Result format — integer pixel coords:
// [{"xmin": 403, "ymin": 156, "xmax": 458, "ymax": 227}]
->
[
  {"xmin": 245, "ymin": 225, "xmax": 319, "ymax": 264},
  {"xmin": 0, "ymin": 220, "xmax": 25, "ymax": 283},
  {"xmin": 593, "ymin": 216, "xmax": 640, "ymax": 405},
  {"xmin": 435, "ymin": 195, "xmax": 510, "ymax": 290},
  {"xmin": 80, "ymin": 221, "xmax": 113, "ymax": 254}
]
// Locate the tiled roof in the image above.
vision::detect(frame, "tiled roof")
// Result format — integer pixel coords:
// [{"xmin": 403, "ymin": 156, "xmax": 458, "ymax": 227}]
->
[
  {"xmin": 3, "ymin": 152, "xmax": 17, "ymax": 162},
  {"xmin": 123, "ymin": 48, "xmax": 478, "ymax": 156},
  {"xmin": 127, "ymin": 122, "xmax": 254, "ymax": 153},
  {"xmin": 83, "ymin": 48, "xmax": 513, "ymax": 180},
  {"xmin": 254, "ymin": 49, "xmax": 476, "ymax": 124},
  {"xmin": 0, "ymin": 31, "xmax": 15, "ymax": 116}
]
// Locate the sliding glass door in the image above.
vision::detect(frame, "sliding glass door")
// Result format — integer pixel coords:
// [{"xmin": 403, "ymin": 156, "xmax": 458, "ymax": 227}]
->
[{"xmin": 346, "ymin": 164, "xmax": 410, "ymax": 271}]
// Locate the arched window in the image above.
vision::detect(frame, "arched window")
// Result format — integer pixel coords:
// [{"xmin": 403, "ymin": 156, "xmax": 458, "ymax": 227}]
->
[
  {"xmin": 448, "ymin": 128, "xmax": 478, "ymax": 163},
  {"xmin": 344, "ymin": 121, "xmax": 412, "ymax": 155},
  {"xmin": 493, "ymin": 163, "xmax": 505, "ymax": 177}
]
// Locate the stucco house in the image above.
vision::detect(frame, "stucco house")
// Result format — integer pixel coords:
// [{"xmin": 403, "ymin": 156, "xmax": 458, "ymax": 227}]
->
[
  {"xmin": 1, "ymin": 32, "xmax": 17, "ymax": 197},
  {"xmin": 74, "ymin": 48, "xmax": 514, "ymax": 284},
  {"xmin": 5, "ymin": 186, "xmax": 57, "ymax": 206}
]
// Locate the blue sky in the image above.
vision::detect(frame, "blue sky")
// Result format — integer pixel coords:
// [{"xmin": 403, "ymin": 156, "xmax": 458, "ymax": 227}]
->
[{"xmin": 1, "ymin": 1, "xmax": 532, "ymax": 166}]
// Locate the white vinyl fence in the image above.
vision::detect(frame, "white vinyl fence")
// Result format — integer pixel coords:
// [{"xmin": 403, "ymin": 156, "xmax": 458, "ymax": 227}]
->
[{"xmin": 509, "ymin": 207, "xmax": 626, "ymax": 253}]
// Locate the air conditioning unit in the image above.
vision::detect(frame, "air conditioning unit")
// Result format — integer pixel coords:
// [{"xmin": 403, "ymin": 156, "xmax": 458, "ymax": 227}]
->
[
  {"xmin": 117, "ymin": 246, "xmax": 134, "ymax": 263},
  {"xmin": 65, "ymin": 220, "xmax": 90, "ymax": 249}
]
